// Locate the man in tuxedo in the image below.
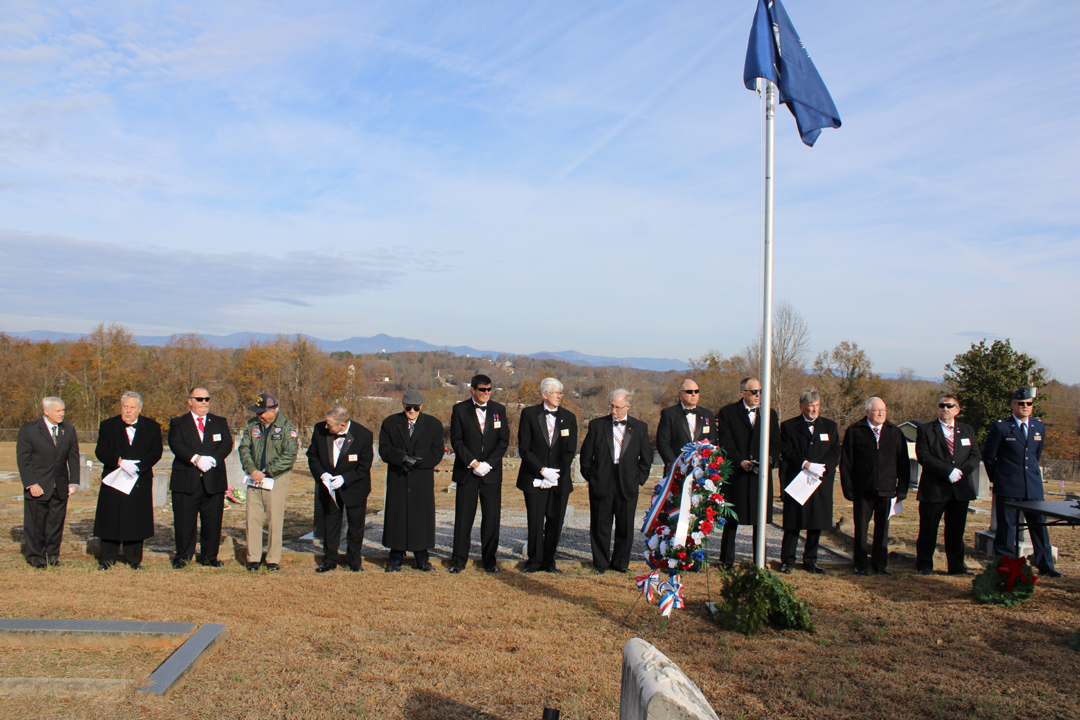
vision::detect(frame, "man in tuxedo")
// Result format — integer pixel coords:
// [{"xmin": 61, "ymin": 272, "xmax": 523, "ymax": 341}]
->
[
  {"xmin": 94, "ymin": 391, "xmax": 163, "ymax": 570},
  {"xmin": 448, "ymin": 375, "xmax": 510, "ymax": 574},
  {"xmin": 17, "ymin": 397, "xmax": 80, "ymax": 568},
  {"xmin": 308, "ymin": 405, "xmax": 374, "ymax": 573},
  {"xmin": 656, "ymin": 379, "xmax": 715, "ymax": 475},
  {"xmin": 778, "ymin": 389, "xmax": 841, "ymax": 574},
  {"xmin": 168, "ymin": 386, "xmax": 234, "ymax": 568},
  {"xmin": 840, "ymin": 397, "xmax": 910, "ymax": 576},
  {"xmin": 379, "ymin": 389, "xmax": 445, "ymax": 572},
  {"xmin": 983, "ymin": 387, "xmax": 1061, "ymax": 577},
  {"xmin": 579, "ymin": 389, "xmax": 653, "ymax": 573},
  {"xmin": 517, "ymin": 377, "xmax": 577, "ymax": 573},
  {"xmin": 715, "ymin": 377, "xmax": 779, "ymax": 568},
  {"xmin": 239, "ymin": 393, "xmax": 299, "ymax": 571},
  {"xmin": 915, "ymin": 395, "xmax": 981, "ymax": 575}
]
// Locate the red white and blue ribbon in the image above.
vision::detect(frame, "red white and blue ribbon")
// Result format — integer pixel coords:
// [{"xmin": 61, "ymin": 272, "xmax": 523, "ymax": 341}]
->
[
  {"xmin": 657, "ymin": 575, "xmax": 685, "ymax": 617},
  {"xmin": 634, "ymin": 571, "xmax": 661, "ymax": 602}
]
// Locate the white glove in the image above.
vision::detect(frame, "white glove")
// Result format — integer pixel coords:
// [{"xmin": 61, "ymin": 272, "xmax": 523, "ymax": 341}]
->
[
  {"xmin": 320, "ymin": 472, "xmax": 334, "ymax": 483},
  {"xmin": 807, "ymin": 463, "xmax": 826, "ymax": 479},
  {"xmin": 532, "ymin": 478, "xmax": 544, "ymax": 488},
  {"xmin": 540, "ymin": 467, "xmax": 560, "ymax": 483},
  {"xmin": 119, "ymin": 459, "xmax": 140, "ymax": 476},
  {"xmin": 948, "ymin": 468, "xmax": 963, "ymax": 484},
  {"xmin": 196, "ymin": 456, "xmax": 215, "ymax": 473},
  {"xmin": 473, "ymin": 462, "xmax": 492, "ymax": 477},
  {"xmin": 543, "ymin": 478, "xmax": 559, "ymax": 489},
  {"xmin": 330, "ymin": 476, "xmax": 345, "ymax": 490}
]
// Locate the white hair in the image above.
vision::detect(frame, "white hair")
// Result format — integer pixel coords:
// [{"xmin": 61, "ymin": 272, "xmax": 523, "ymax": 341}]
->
[
  {"xmin": 540, "ymin": 377, "xmax": 563, "ymax": 394},
  {"xmin": 326, "ymin": 404, "xmax": 350, "ymax": 423},
  {"xmin": 42, "ymin": 397, "xmax": 64, "ymax": 411},
  {"xmin": 864, "ymin": 396, "xmax": 884, "ymax": 411},
  {"xmin": 609, "ymin": 388, "xmax": 631, "ymax": 405},
  {"xmin": 121, "ymin": 391, "xmax": 143, "ymax": 408}
]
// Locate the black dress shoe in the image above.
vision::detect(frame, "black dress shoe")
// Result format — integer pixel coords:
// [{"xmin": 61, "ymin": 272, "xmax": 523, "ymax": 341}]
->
[
  {"xmin": 349, "ymin": 565, "xmax": 364, "ymax": 572},
  {"xmin": 418, "ymin": 563, "xmax": 436, "ymax": 572},
  {"xmin": 543, "ymin": 566, "xmax": 562, "ymax": 574},
  {"xmin": 172, "ymin": 559, "xmax": 189, "ymax": 569},
  {"xmin": 265, "ymin": 563, "xmax": 281, "ymax": 571},
  {"xmin": 130, "ymin": 564, "xmax": 142, "ymax": 570},
  {"xmin": 1041, "ymin": 568, "xmax": 1064, "ymax": 578},
  {"xmin": 386, "ymin": 564, "xmax": 403, "ymax": 572},
  {"xmin": 878, "ymin": 568, "xmax": 893, "ymax": 576},
  {"xmin": 521, "ymin": 566, "xmax": 540, "ymax": 574},
  {"xmin": 722, "ymin": 562, "xmax": 735, "ymax": 570},
  {"xmin": 853, "ymin": 568, "xmax": 869, "ymax": 576},
  {"xmin": 98, "ymin": 563, "xmax": 110, "ymax": 571},
  {"xmin": 778, "ymin": 563, "xmax": 793, "ymax": 574},
  {"xmin": 593, "ymin": 567, "xmax": 607, "ymax": 575},
  {"xmin": 448, "ymin": 565, "xmax": 463, "ymax": 574},
  {"xmin": 201, "ymin": 559, "xmax": 224, "ymax": 568},
  {"xmin": 803, "ymin": 562, "xmax": 826, "ymax": 574},
  {"xmin": 918, "ymin": 569, "xmax": 932, "ymax": 576},
  {"xmin": 485, "ymin": 565, "xmax": 501, "ymax": 574},
  {"xmin": 947, "ymin": 568, "xmax": 971, "ymax": 576},
  {"xmin": 315, "ymin": 562, "xmax": 337, "ymax": 573},
  {"xmin": 246, "ymin": 562, "xmax": 260, "ymax": 571}
]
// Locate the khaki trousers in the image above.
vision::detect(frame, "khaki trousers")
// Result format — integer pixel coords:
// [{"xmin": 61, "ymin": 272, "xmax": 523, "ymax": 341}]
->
[{"xmin": 246, "ymin": 472, "xmax": 291, "ymax": 564}]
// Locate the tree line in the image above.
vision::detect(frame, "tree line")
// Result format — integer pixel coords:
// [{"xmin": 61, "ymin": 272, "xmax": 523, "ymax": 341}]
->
[{"xmin": 0, "ymin": 323, "xmax": 1075, "ymax": 475}]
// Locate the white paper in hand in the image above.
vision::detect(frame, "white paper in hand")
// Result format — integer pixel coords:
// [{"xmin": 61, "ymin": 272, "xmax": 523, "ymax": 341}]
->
[
  {"xmin": 783, "ymin": 469, "xmax": 821, "ymax": 506},
  {"xmin": 102, "ymin": 467, "xmax": 138, "ymax": 495},
  {"xmin": 889, "ymin": 498, "xmax": 903, "ymax": 517}
]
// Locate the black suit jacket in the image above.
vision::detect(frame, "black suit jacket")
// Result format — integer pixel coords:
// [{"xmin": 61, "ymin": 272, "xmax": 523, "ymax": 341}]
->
[
  {"xmin": 580, "ymin": 415, "xmax": 652, "ymax": 499},
  {"xmin": 93, "ymin": 414, "xmax": 163, "ymax": 541},
  {"xmin": 779, "ymin": 414, "xmax": 841, "ymax": 530},
  {"xmin": 516, "ymin": 404, "xmax": 577, "ymax": 495},
  {"xmin": 715, "ymin": 400, "xmax": 780, "ymax": 521},
  {"xmin": 915, "ymin": 420, "xmax": 979, "ymax": 503},
  {"xmin": 656, "ymin": 405, "xmax": 715, "ymax": 469},
  {"xmin": 450, "ymin": 399, "xmax": 510, "ymax": 487},
  {"xmin": 17, "ymin": 418, "xmax": 80, "ymax": 500},
  {"xmin": 840, "ymin": 419, "xmax": 910, "ymax": 500},
  {"xmin": 167, "ymin": 413, "xmax": 234, "ymax": 494},
  {"xmin": 307, "ymin": 420, "xmax": 374, "ymax": 507}
]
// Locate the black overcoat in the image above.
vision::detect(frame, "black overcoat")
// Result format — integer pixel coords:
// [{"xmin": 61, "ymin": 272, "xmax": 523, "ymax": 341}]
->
[
  {"xmin": 93, "ymin": 415, "xmax": 164, "ymax": 541},
  {"xmin": 715, "ymin": 400, "xmax": 780, "ymax": 523},
  {"xmin": 779, "ymin": 414, "xmax": 841, "ymax": 530},
  {"xmin": 379, "ymin": 412, "xmax": 445, "ymax": 551}
]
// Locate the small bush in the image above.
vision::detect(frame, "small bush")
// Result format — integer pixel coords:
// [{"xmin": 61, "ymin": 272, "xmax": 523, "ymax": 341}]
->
[{"xmin": 711, "ymin": 563, "xmax": 815, "ymax": 635}]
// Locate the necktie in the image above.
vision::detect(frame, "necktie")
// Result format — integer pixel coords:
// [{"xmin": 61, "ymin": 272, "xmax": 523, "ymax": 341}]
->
[
  {"xmin": 475, "ymin": 404, "xmax": 486, "ymax": 433},
  {"xmin": 1020, "ymin": 422, "xmax": 1027, "ymax": 440},
  {"xmin": 944, "ymin": 425, "xmax": 954, "ymax": 454},
  {"xmin": 546, "ymin": 413, "xmax": 556, "ymax": 443},
  {"xmin": 126, "ymin": 425, "xmax": 136, "ymax": 443},
  {"xmin": 613, "ymin": 420, "xmax": 625, "ymax": 463},
  {"xmin": 686, "ymin": 411, "xmax": 696, "ymax": 437},
  {"xmin": 197, "ymin": 417, "xmax": 205, "ymax": 436},
  {"xmin": 408, "ymin": 420, "xmax": 415, "ymax": 437},
  {"xmin": 333, "ymin": 436, "xmax": 344, "ymax": 465},
  {"xmin": 872, "ymin": 425, "xmax": 881, "ymax": 445},
  {"xmin": 51, "ymin": 425, "xmax": 58, "ymax": 445},
  {"xmin": 749, "ymin": 408, "xmax": 757, "ymax": 427}
]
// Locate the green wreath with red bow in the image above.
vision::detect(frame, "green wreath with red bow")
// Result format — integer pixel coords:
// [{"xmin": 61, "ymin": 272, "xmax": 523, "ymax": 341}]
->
[{"xmin": 972, "ymin": 555, "xmax": 1038, "ymax": 606}]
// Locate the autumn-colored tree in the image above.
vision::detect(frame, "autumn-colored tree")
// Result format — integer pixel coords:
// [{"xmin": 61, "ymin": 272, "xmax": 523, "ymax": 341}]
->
[
  {"xmin": 813, "ymin": 341, "xmax": 882, "ymax": 430},
  {"xmin": 61, "ymin": 324, "xmax": 142, "ymax": 430}
]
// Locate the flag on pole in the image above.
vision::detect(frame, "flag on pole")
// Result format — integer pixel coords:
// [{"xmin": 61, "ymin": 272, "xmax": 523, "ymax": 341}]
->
[{"xmin": 743, "ymin": 0, "xmax": 841, "ymax": 146}]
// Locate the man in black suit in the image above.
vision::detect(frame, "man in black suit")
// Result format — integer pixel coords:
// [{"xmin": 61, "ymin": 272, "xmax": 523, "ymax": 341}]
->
[
  {"xmin": 379, "ymin": 389, "xmax": 445, "ymax": 572},
  {"xmin": 778, "ymin": 389, "xmax": 841, "ymax": 574},
  {"xmin": 309, "ymin": 405, "xmax": 374, "ymax": 573},
  {"xmin": 656, "ymin": 379, "xmax": 715, "ymax": 475},
  {"xmin": 167, "ymin": 386, "xmax": 234, "ymax": 568},
  {"xmin": 448, "ymin": 375, "xmax": 510, "ymax": 574},
  {"xmin": 17, "ymin": 397, "xmax": 80, "ymax": 568},
  {"xmin": 715, "ymin": 377, "xmax": 779, "ymax": 568},
  {"xmin": 517, "ymin": 377, "xmax": 577, "ymax": 573},
  {"xmin": 840, "ymin": 397, "xmax": 910, "ymax": 575},
  {"xmin": 915, "ymin": 395, "xmax": 980, "ymax": 575},
  {"xmin": 93, "ymin": 391, "xmax": 163, "ymax": 570},
  {"xmin": 579, "ymin": 389, "xmax": 653, "ymax": 573}
]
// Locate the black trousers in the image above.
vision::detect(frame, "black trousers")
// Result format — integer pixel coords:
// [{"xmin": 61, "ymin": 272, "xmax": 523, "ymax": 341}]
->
[
  {"xmin": 24, "ymin": 485, "xmax": 67, "ymax": 567},
  {"xmin": 916, "ymin": 498, "xmax": 969, "ymax": 572},
  {"xmin": 388, "ymin": 548, "xmax": 429, "ymax": 569},
  {"xmin": 172, "ymin": 483, "xmax": 224, "ymax": 563},
  {"xmin": 852, "ymin": 495, "xmax": 893, "ymax": 572},
  {"xmin": 718, "ymin": 519, "xmax": 763, "ymax": 566},
  {"xmin": 99, "ymin": 539, "xmax": 144, "ymax": 567},
  {"xmin": 780, "ymin": 529, "xmax": 821, "ymax": 565},
  {"xmin": 451, "ymin": 480, "xmax": 502, "ymax": 569},
  {"xmin": 993, "ymin": 495, "xmax": 1056, "ymax": 572},
  {"xmin": 522, "ymin": 489, "xmax": 569, "ymax": 570},
  {"xmin": 322, "ymin": 496, "xmax": 368, "ymax": 568},
  {"xmin": 588, "ymin": 487, "xmax": 638, "ymax": 572}
]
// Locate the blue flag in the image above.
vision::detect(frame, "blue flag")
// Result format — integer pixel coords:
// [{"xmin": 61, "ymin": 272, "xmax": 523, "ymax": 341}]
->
[{"xmin": 743, "ymin": 0, "xmax": 840, "ymax": 147}]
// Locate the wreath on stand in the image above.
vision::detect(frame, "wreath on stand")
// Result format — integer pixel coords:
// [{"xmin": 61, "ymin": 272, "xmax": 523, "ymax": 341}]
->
[{"xmin": 627, "ymin": 442, "xmax": 735, "ymax": 629}]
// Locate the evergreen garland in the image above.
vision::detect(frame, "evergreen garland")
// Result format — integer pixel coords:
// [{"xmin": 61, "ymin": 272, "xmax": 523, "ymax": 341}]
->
[
  {"xmin": 972, "ymin": 555, "xmax": 1037, "ymax": 607},
  {"xmin": 711, "ymin": 563, "xmax": 815, "ymax": 635}
]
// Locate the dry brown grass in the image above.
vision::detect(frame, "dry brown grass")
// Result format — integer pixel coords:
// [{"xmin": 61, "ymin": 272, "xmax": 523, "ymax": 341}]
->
[{"xmin": 0, "ymin": 446, "xmax": 1078, "ymax": 719}]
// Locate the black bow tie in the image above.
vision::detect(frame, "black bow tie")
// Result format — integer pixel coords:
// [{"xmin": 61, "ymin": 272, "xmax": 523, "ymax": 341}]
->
[
  {"xmin": 613, "ymin": 419, "xmax": 626, "ymax": 426},
  {"xmin": 684, "ymin": 409, "xmax": 696, "ymax": 415},
  {"xmin": 475, "ymin": 404, "xmax": 487, "ymax": 411},
  {"xmin": 543, "ymin": 409, "xmax": 557, "ymax": 416},
  {"xmin": 748, "ymin": 407, "xmax": 758, "ymax": 414}
]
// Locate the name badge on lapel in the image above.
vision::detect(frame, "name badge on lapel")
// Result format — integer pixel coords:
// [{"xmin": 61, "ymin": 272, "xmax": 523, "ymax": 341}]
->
[
  {"xmin": 560, "ymin": 428, "xmax": 570, "ymax": 437},
  {"xmin": 819, "ymin": 433, "xmax": 829, "ymax": 441},
  {"xmin": 348, "ymin": 454, "xmax": 358, "ymax": 462},
  {"xmin": 493, "ymin": 421, "xmax": 502, "ymax": 428},
  {"xmin": 212, "ymin": 434, "xmax": 222, "ymax": 442},
  {"xmin": 960, "ymin": 438, "xmax": 970, "ymax": 446},
  {"xmin": 1005, "ymin": 437, "xmax": 1016, "ymax": 442}
]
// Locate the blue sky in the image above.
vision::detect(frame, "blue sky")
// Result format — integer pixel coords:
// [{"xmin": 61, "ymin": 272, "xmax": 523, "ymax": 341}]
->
[{"xmin": 1, "ymin": 1, "xmax": 1077, "ymax": 381}]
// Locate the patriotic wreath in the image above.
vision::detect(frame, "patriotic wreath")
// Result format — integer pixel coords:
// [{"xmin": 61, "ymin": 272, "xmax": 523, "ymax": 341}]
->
[
  {"xmin": 972, "ymin": 555, "xmax": 1038, "ymax": 607},
  {"xmin": 633, "ymin": 441, "xmax": 736, "ymax": 618}
]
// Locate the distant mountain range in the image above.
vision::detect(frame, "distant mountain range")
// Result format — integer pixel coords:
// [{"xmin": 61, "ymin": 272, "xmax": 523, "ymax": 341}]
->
[{"xmin": 9, "ymin": 331, "xmax": 691, "ymax": 373}]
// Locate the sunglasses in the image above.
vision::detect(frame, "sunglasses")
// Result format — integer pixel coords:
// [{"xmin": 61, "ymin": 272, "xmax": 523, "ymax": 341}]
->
[
  {"xmin": 745, "ymin": 389, "xmax": 761, "ymax": 395},
  {"xmin": 189, "ymin": 397, "xmax": 210, "ymax": 402},
  {"xmin": 1014, "ymin": 400, "xmax": 1034, "ymax": 407},
  {"xmin": 404, "ymin": 405, "xmax": 421, "ymax": 412},
  {"xmin": 682, "ymin": 389, "xmax": 700, "ymax": 394},
  {"xmin": 474, "ymin": 387, "xmax": 492, "ymax": 392},
  {"xmin": 938, "ymin": 403, "xmax": 957, "ymax": 409}
]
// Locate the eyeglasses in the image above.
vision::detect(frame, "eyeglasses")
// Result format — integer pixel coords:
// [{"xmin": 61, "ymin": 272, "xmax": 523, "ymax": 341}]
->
[
  {"xmin": 404, "ymin": 405, "xmax": 421, "ymax": 412},
  {"xmin": 189, "ymin": 397, "xmax": 210, "ymax": 402},
  {"xmin": 682, "ymin": 389, "xmax": 699, "ymax": 394},
  {"xmin": 1014, "ymin": 400, "xmax": 1034, "ymax": 407},
  {"xmin": 938, "ymin": 403, "xmax": 957, "ymax": 409},
  {"xmin": 474, "ymin": 387, "xmax": 492, "ymax": 393},
  {"xmin": 609, "ymin": 404, "xmax": 629, "ymax": 411},
  {"xmin": 745, "ymin": 389, "xmax": 761, "ymax": 395}
]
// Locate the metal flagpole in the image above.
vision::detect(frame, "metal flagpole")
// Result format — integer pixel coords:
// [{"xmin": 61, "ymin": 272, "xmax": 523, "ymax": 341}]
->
[{"xmin": 754, "ymin": 79, "xmax": 776, "ymax": 569}]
